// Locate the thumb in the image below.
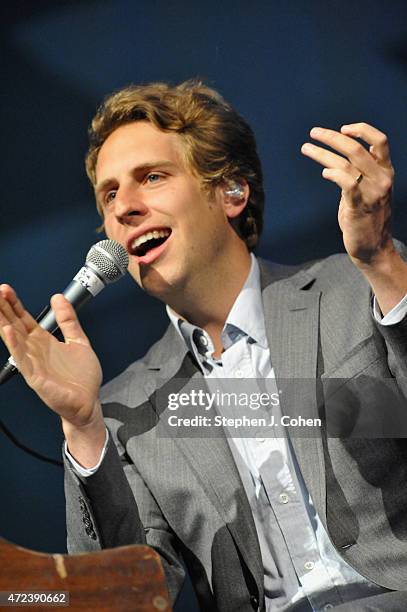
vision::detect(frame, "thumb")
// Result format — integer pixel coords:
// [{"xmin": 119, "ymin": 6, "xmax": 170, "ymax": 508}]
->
[{"xmin": 50, "ymin": 294, "xmax": 91, "ymax": 346}]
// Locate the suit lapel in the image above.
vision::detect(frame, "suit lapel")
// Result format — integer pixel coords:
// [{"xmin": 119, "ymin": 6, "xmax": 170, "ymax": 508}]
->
[
  {"xmin": 259, "ymin": 260, "xmax": 326, "ymax": 519},
  {"xmin": 176, "ymin": 405, "xmax": 265, "ymax": 599},
  {"xmin": 146, "ymin": 327, "xmax": 265, "ymax": 600}
]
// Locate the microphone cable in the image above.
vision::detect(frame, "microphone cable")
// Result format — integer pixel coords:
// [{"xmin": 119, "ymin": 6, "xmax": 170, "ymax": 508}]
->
[{"xmin": 0, "ymin": 417, "xmax": 63, "ymax": 467}]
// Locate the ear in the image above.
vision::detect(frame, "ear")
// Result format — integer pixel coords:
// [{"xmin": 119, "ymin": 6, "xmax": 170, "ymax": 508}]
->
[{"xmin": 220, "ymin": 179, "xmax": 250, "ymax": 220}]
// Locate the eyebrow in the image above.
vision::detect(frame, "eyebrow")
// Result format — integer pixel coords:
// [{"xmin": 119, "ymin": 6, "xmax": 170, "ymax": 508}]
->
[{"xmin": 95, "ymin": 160, "xmax": 177, "ymax": 197}]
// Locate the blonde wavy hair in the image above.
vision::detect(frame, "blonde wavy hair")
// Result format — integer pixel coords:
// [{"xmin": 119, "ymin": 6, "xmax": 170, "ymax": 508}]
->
[{"xmin": 86, "ymin": 79, "xmax": 264, "ymax": 250}]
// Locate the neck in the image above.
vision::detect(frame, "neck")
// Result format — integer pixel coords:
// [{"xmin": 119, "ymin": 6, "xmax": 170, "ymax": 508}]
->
[{"xmin": 168, "ymin": 241, "xmax": 252, "ymax": 355}]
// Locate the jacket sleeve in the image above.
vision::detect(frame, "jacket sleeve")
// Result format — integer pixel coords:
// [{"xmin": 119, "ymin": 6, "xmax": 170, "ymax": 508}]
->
[
  {"xmin": 64, "ymin": 430, "xmax": 185, "ymax": 603},
  {"xmin": 374, "ymin": 239, "xmax": 407, "ymax": 397},
  {"xmin": 375, "ymin": 314, "xmax": 407, "ymax": 396}
]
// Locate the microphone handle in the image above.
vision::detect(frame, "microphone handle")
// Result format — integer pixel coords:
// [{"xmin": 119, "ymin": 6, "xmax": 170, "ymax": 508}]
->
[
  {"xmin": 0, "ymin": 360, "xmax": 18, "ymax": 385},
  {"xmin": 0, "ymin": 280, "xmax": 94, "ymax": 386},
  {"xmin": 39, "ymin": 280, "xmax": 93, "ymax": 332}
]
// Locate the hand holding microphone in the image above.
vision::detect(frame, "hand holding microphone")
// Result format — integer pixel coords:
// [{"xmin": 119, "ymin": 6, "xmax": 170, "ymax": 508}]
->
[{"xmin": 0, "ymin": 240, "xmax": 128, "ymax": 466}]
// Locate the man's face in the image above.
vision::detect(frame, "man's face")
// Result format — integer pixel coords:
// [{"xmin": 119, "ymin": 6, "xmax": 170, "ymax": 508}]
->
[{"xmin": 95, "ymin": 121, "xmax": 246, "ymax": 301}]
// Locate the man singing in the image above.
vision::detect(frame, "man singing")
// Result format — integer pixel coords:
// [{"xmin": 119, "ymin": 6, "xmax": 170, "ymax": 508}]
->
[{"xmin": 1, "ymin": 80, "xmax": 407, "ymax": 611}]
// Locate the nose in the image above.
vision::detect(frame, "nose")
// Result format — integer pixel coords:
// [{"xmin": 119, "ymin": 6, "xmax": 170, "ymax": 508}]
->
[{"xmin": 114, "ymin": 185, "xmax": 148, "ymax": 224}]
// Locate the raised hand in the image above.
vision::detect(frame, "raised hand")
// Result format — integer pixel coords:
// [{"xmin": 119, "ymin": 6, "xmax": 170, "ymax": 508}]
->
[
  {"xmin": 0, "ymin": 284, "xmax": 102, "ymax": 429},
  {"xmin": 301, "ymin": 123, "xmax": 407, "ymax": 315},
  {"xmin": 301, "ymin": 122, "xmax": 395, "ymax": 266}
]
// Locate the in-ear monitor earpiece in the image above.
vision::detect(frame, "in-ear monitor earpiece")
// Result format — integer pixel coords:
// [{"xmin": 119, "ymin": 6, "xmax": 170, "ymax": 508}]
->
[{"xmin": 224, "ymin": 183, "xmax": 244, "ymax": 199}]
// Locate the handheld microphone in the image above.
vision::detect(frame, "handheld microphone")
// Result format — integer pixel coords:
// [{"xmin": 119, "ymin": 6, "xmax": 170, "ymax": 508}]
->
[{"xmin": 0, "ymin": 239, "xmax": 129, "ymax": 385}]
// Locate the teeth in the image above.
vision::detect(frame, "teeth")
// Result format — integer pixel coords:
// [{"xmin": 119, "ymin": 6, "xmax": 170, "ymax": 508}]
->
[{"xmin": 132, "ymin": 229, "xmax": 170, "ymax": 250}]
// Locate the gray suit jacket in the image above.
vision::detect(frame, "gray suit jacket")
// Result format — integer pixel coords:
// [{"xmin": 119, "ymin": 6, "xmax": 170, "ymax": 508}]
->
[{"xmin": 64, "ymin": 252, "xmax": 407, "ymax": 612}]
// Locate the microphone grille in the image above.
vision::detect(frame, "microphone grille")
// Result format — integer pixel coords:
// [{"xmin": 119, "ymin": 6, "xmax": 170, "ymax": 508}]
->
[{"xmin": 86, "ymin": 240, "xmax": 129, "ymax": 283}]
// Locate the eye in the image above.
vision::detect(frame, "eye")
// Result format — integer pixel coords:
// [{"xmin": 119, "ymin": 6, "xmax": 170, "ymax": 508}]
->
[
  {"xmin": 104, "ymin": 190, "xmax": 117, "ymax": 205},
  {"xmin": 145, "ymin": 172, "xmax": 164, "ymax": 184}
]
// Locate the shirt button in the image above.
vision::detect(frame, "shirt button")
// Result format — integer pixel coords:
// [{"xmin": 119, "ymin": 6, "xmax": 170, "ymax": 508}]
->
[
  {"xmin": 279, "ymin": 493, "xmax": 289, "ymax": 504},
  {"xmin": 254, "ymin": 430, "xmax": 265, "ymax": 442},
  {"xmin": 304, "ymin": 561, "xmax": 315, "ymax": 571},
  {"xmin": 323, "ymin": 605, "xmax": 334, "ymax": 611},
  {"xmin": 235, "ymin": 368, "xmax": 244, "ymax": 377}
]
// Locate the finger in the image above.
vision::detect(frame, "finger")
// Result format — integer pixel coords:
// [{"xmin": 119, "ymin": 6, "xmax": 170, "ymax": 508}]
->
[
  {"xmin": 301, "ymin": 142, "xmax": 355, "ymax": 173},
  {"xmin": 0, "ymin": 284, "xmax": 37, "ymax": 332},
  {"xmin": 321, "ymin": 168, "xmax": 365, "ymax": 203},
  {"xmin": 0, "ymin": 293, "xmax": 25, "ymax": 337},
  {"xmin": 310, "ymin": 127, "xmax": 378, "ymax": 177},
  {"xmin": 340, "ymin": 123, "xmax": 392, "ymax": 168},
  {"xmin": 51, "ymin": 294, "xmax": 91, "ymax": 347},
  {"xmin": 1, "ymin": 324, "xmax": 30, "ymax": 372}
]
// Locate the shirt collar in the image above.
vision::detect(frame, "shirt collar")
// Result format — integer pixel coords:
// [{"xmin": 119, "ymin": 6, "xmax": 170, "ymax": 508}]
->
[
  {"xmin": 224, "ymin": 253, "xmax": 267, "ymax": 348},
  {"xmin": 166, "ymin": 305, "xmax": 214, "ymax": 372},
  {"xmin": 166, "ymin": 254, "xmax": 268, "ymax": 368}
]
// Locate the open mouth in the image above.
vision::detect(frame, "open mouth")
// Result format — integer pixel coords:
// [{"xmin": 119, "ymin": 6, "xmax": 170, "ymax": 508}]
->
[{"xmin": 129, "ymin": 228, "xmax": 172, "ymax": 257}]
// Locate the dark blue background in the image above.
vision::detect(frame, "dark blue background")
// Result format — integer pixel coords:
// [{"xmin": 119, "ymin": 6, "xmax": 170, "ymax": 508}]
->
[{"xmin": 1, "ymin": 1, "xmax": 406, "ymax": 608}]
